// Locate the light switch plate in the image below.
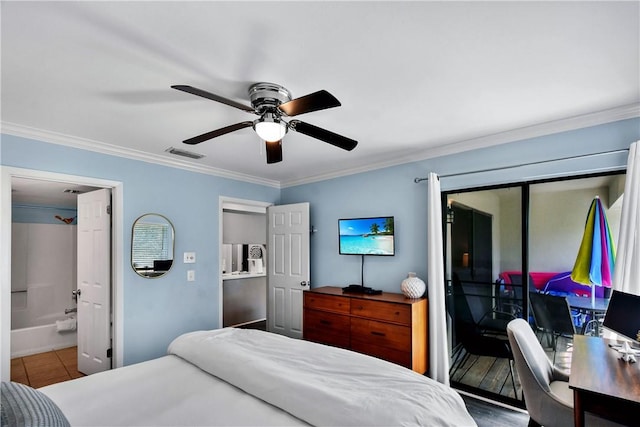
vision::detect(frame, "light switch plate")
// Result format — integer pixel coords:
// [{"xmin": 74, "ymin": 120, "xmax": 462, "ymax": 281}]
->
[
  {"xmin": 187, "ymin": 270, "xmax": 195, "ymax": 281},
  {"xmin": 184, "ymin": 252, "xmax": 196, "ymax": 263}
]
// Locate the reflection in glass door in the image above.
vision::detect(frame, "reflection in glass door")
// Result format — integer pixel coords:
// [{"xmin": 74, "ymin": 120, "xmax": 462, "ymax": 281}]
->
[{"xmin": 445, "ymin": 186, "xmax": 523, "ymax": 405}]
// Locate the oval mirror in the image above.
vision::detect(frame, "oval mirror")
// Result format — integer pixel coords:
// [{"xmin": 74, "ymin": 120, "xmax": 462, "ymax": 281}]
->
[{"xmin": 131, "ymin": 213, "xmax": 175, "ymax": 278}]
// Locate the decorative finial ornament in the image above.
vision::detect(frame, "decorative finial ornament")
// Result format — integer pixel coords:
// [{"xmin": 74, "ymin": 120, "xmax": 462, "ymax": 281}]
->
[{"xmin": 55, "ymin": 215, "xmax": 76, "ymax": 224}]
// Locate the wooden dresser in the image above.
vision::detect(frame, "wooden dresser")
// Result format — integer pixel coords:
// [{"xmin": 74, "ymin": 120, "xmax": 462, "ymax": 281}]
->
[{"xmin": 303, "ymin": 286, "xmax": 428, "ymax": 374}]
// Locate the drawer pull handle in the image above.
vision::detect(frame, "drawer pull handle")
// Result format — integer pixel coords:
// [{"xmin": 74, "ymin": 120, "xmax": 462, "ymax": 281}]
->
[
  {"xmin": 320, "ymin": 320, "xmax": 332, "ymax": 326},
  {"xmin": 371, "ymin": 331, "xmax": 386, "ymax": 337}
]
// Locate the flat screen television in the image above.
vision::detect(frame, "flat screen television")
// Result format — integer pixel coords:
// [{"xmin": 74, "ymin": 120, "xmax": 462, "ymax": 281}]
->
[
  {"xmin": 338, "ymin": 216, "xmax": 395, "ymax": 256},
  {"xmin": 603, "ymin": 290, "xmax": 640, "ymax": 344}
]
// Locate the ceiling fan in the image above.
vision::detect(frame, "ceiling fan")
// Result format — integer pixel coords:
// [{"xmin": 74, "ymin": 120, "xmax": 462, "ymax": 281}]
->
[{"xmin": 171, "ymin": 83, "xmax": 358, "ymax": 164}]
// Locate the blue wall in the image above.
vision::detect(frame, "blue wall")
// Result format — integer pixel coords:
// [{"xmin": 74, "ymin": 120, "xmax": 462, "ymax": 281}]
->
[
  {"xmin": 2, "ymin": 134, "xmax": 279, "ymax": 364},
  {"xmin": 2, "ymin": 117, "xmax": 639, "ymax": 365},
  {"xmin": 13, "ymin": 205, "xmax": 77, "ymax": 224},
  {"xmin": 281, "ymin": 118, "xmax": 640, "ymax": 293}
]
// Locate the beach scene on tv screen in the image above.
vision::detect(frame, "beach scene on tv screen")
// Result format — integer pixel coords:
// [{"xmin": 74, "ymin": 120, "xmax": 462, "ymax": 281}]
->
[{"xmin": 339, "ymin": 217, "xmax": 394, "ymax": 255}]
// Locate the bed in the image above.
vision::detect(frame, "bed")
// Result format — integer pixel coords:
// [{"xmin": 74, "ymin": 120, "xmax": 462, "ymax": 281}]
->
[{"xmin": 4, "ymin": 328, "xmax": 476, "ymax": 426}]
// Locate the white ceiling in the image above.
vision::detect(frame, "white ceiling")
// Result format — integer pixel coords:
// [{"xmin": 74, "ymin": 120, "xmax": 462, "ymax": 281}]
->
[
  {"xmin": 2, "ymin": 1, "xmax": 639, "ymax": 189},
  {"xmin": 11, "ymin": 177, "xmax": 99, "ymax": 208}
]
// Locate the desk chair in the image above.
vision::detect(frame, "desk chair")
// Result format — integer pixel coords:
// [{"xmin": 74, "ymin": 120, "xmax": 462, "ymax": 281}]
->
[
  {"xmin": 507, "ymin": 319, "xmax": 621, "ymax": 427},
  {"xmin": 507, "ymin": 319, "xmax": 573, "ymax": 427},
  {"xmin": 529, "ymin": 293, "xmax": 576, "ymax": 363}
]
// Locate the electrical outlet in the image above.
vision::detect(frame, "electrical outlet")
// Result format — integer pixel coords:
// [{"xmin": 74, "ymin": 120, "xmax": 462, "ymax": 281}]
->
[
  {"xmin": 187, "ymin": 270, "xmax": 195, "ymax": 281},
  {"xmin": 184, "ymin": 252, "xmax": 196, "ymax": 263}
]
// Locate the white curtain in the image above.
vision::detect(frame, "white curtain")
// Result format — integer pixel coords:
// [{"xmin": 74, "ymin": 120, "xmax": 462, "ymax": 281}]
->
[
  {"xmin": 427, "ymin": 172, "xmax": 449, "ymax": 385},
  {"xmin": 612, "ymin": 141, "xmax": 640, "ymax": 295}
]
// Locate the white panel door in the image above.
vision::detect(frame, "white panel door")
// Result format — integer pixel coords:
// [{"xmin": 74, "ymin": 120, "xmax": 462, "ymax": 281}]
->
[
  {"xmin": 77, "ymin": 189, "xmax": 111, "ymax": 375},
  {"xmin": 267, "ymin": 203, "xmax": 309, "ymax": 339}
]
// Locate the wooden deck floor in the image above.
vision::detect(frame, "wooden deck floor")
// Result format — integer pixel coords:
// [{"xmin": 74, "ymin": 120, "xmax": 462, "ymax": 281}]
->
[{"xmin": 451, "ymin": 334, "xmax": 573, "ymax": 405}]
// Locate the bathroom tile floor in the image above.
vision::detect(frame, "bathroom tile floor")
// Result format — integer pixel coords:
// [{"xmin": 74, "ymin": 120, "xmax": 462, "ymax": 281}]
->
[{"xmin": 11, "ymin": 346, "xmax": 84, "ymax": 388}]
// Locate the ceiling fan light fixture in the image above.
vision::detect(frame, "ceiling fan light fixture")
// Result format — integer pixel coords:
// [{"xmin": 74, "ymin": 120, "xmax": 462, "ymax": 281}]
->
[
  {"xmin": 172, "ymin": 83, "xmax": 357, "ymax": 163},
  {"xmin": 254, "ymin": 113, "xmax": 287, "ymax": 142}
]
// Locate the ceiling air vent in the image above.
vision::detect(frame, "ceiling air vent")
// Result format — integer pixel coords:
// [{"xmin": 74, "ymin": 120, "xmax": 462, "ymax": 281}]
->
[{"xmin": 165, "ymin": 147, "xmax": 205, "ymax": 160}]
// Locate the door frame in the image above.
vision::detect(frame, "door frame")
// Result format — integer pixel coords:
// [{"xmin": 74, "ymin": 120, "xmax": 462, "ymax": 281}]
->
[
  {"xmin": 0, "ymin": 166, "xmax": 124, "ymax": 381},
  {"xmin": 218, "ymin": 196, "xmax": 273, "ymax": 328}
]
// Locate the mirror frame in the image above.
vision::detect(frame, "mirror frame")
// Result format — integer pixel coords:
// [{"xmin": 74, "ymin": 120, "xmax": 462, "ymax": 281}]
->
[{"xmin": 131, "ymin": 213, "xmax": 175, "ymax": 279}]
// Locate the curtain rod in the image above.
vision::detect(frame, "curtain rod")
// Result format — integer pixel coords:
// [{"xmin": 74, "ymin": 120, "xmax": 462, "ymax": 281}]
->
[{"xmin": 413, "ymin": 148, "xmax": 629, "ymax": 183}]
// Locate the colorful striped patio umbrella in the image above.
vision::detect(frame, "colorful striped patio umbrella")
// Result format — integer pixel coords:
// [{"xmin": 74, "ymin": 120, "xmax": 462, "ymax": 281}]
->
[{"xmin": 571, "ymin": 197, "xmax": 616, "ymax": 304}]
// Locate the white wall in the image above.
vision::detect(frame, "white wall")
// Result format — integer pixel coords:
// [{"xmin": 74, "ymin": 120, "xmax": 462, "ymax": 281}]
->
[
  {"xmin": 446, "ymin": 181, "xmax": 623, "ymax": 276},
  {"xmin": 223, "ymin": 211, "xmax": 267, "ymax": 244},
  {"xmin": 499, "ymin": 190, "xmax": 522, "ymax": 272},
  {"xmin": 529, "ymin": 186, "xmax": 620, "ymax": 272}
]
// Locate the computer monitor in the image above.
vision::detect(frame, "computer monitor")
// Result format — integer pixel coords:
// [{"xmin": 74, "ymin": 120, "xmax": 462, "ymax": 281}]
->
[
  {"xmin": 603, "ymin": 290, "xmax": 640, "ymax": 344},
  {"xmin": 153, "ymin": 259, "xmax": 173, "ymax": 272}
]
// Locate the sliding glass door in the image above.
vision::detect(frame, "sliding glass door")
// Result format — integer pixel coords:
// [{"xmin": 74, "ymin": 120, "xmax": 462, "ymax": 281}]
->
[{"xmin": 445, "ymin": 171, "xmax": 625, "ymax": 406}]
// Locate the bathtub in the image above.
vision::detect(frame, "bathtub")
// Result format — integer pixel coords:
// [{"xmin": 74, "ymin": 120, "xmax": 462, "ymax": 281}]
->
[{"xmin": 11, "ymin": 314, "xmax": 77, "ymax": 358}]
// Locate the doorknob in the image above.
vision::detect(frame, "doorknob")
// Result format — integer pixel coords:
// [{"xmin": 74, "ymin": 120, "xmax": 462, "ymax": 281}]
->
[
  {"xmin": 300, "ymin": 281, "xmax": 310, "ymax": 287},
  {"xmin": 72, "ymin": 289, "xmax": 81, "ymax": 302}
]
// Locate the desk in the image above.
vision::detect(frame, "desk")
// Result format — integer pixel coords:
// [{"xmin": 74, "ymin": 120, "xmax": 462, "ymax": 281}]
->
[
  {"xmin": 566, "ymin": 295, "xmax": 609, "ymax": 336},
  {"xmin": 569, "ymin": 335, "xmax": 640, "ymax": 426}
]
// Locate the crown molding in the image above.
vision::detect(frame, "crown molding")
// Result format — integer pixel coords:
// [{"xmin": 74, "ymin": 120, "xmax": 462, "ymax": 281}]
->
[
  {"xmin": 3, "ymin": 103, "xmax": 638, "ymax": 190},
  {"xmin": 414, "ymin": 103, "xmax": 640, "ymax": 161},
  {"xmin": 280, "ymin": 103, "xmax": 640, "ymax": 188},
  {"xmin": 0, "ymin": 122, "xmax": 281, "ymax": 189}
]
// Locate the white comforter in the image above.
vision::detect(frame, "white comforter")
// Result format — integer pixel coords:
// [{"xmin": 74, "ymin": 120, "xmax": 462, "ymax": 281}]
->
[
  {"xmin": 168, "ymin": 328, "xmax": 476, "ymax": 427},
  {"xmin": 41, "ymin": 351, "xmax": 306, "ymax": 426}
]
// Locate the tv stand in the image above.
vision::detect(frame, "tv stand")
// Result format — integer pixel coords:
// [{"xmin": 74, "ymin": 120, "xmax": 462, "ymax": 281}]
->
[{"xmin": 342, "ymin": 284, "xmax": 382, "ymax": 295}]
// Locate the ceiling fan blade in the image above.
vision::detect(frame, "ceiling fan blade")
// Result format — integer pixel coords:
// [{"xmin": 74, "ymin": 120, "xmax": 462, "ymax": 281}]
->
[
  {"xmin": 289, "ymin": 120, "xmax": 357, "ymax": 151},
  {"xmin": 265, "ymin": 140, "xmax": 283, "ymax": 164},
  {"xmin": 278, "ymin": 90, "xmax": 341, "ymax": 117},
  {"xmin": 183, "ymin": 121, "xmax": 253, "ymax": 145},
  {"xmin": 172, "ymin": 85, "xmax": 255, "ymax": 113}
]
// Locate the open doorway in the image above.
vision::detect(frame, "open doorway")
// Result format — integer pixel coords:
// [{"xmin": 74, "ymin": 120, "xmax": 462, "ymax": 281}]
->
[
  {"xmin": 10, "ymin": 177, "xmax": 101, "ymax": 362},
  {"xmin": 217, "ymin": 198, "xmax": 311, "ymax": 338},
  {"xmin": 219, "ymin": 197, "xmax": 271, "ymax": 330},
  {"xmin": 0, "ymin": 166, "xmax": 124, "ymax": 382}
]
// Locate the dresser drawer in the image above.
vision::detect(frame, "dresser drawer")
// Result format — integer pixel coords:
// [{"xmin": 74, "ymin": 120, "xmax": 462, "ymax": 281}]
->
[
  {"xmin": 350, "ymin": 299, "xmax": 411, "ymax": 325},
  {"xmin": 304, "ymin": 292, "xmax": 350, "ymax": 314},
  {"xmin": 351, "ymin": 341, "xmax": 411, "ymax": 368},
  {"xmin": 350, "ymin": 318, "xmax": 411, "ymax": 351},
  {"xmin": 304, "ymin": 309, "xmax": 350, "ymax": 348}
]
